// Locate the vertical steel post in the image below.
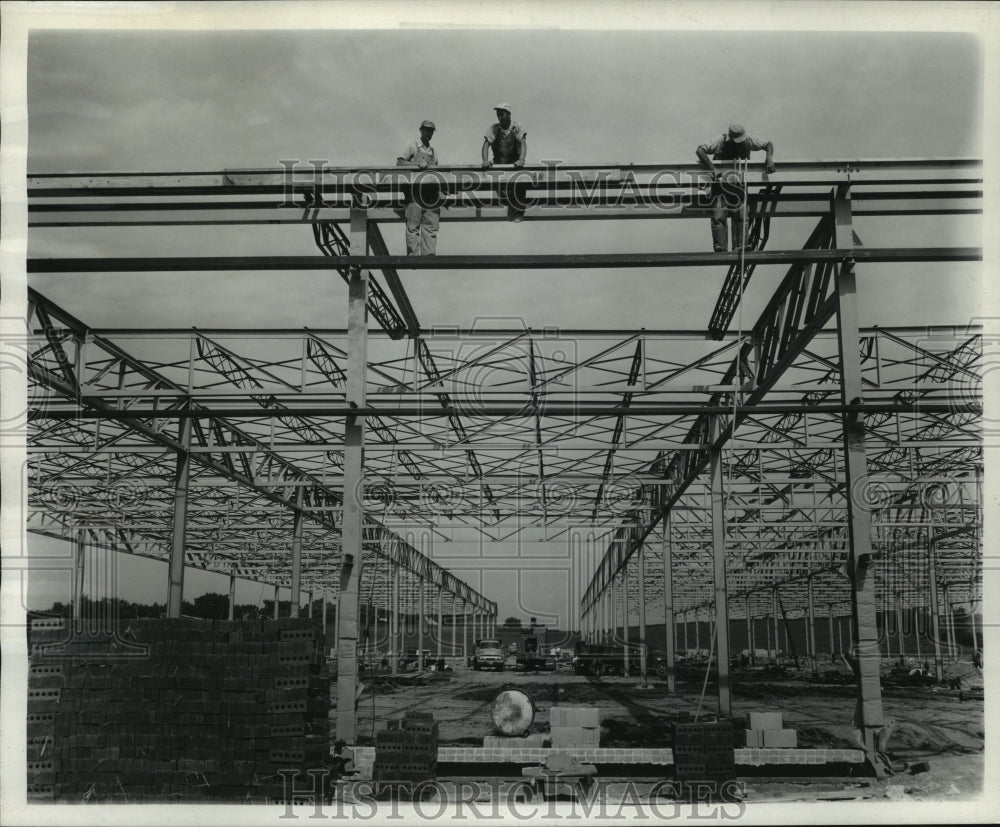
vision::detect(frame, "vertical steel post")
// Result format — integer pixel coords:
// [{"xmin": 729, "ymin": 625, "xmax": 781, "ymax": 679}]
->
[
  {"xmin": 335, "ymin": 204, "xmax": 369, "ymax": 744},
  {"xmin": 391, "ymin": 564, "xmax": 400, "ymax": 675},
  {"xmin": 622, "ymin": 561, "xmax": 631, "ymax": 677},
  {"xmin": 451, "ymin": 598, "xmax": 457, "ymax": 658},
  {"xmin": 167, "ymin": 417, "xmax": 192, "ymax": 618},
  {"xmin": 807, "ymin": 576, "xmax": 817, "ymax": 673},
  {"xmin": 710, "ymin": 420, "xmax": 732, "ymax": 716},
  {"xmin": 771, "ymin": 586, "xmax": 780, "ymax": 660},
  {"xmin": 610, "ymin": 574, "xmax": 617, "ymax": 646},
  {"xmin": 321, "ymin": 590, "xmax": 327, "ymax": 635},
  {"xmin": 273, "ymin": 584, "xmax": 280, "ymax": 620},
  {"xmin": 745, "ymin": 593, "xmax": 753, "ymax": 665},
  {"xmin": 418, "ymin": 577, "xmax": 425, "ymax": 672},
  {"xmin": 915, "ymin": 606, "xmax": 922, "ymax": 662},
  {"xmin": 637, "ymin": 544, "xmax": 648, "ymax": 683},
  {"xmin": 943, "ymin": 584, "xmax": 956, "ymax": 663},
  {"xmin": 834, "ymin": 186, "xmax": 886, "ymax": 770},
  {"xmin": 437, "ymin": 589, "xmax": 443, "ymax": 660},
  {"xmin": 895, "ymin": 599, "xmax": 904, "ymax": 662},
  {"xmin": 73, "ymin": 531, "xmax": 86, "ymax": 625},
  {"xmin": 682, "ymin": 610, "xmax": 688, "ymax": 652},
  {"xmin": 828, "ymin": 604, "xmax": 835, "ymax": 657},
  {"xmin": 228, "ymin": 567, "xmax": 236, "ymax": 621},
  {"xmin": 307, "ymin": 591, "xmax": 313, "ymax": 619},
  {"xmin": 290, "ymin": 488, "xmax": 303, "ymax": 618},
  {"xmin": 929, "ymin": 536, "xmax": 944, "ymax": 680},
  {"xmin": 662, "ymin": 517, "xmax": 676, "ymax": 694}
]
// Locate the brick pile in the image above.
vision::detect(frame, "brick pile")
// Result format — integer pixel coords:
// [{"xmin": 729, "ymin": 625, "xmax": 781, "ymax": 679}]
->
[
  {"xmin": 27, "ymin": 616, "xmax": 329, "ymax": 802},
  {"xmin": 743, "ymin": 711, "xmax": 797, "ymax": 748},
  {"xmin": 672, "ymin": 721, "xmax": 736, "ymax": 793},
  {"xmin": 373, "ymin": 711, "xmax": 438, "ymax": 786}
]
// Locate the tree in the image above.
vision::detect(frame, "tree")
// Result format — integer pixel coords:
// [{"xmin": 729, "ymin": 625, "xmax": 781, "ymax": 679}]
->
[{"xmin": 503, "ymin": 617, "xmax": 522, "ymax": 627}]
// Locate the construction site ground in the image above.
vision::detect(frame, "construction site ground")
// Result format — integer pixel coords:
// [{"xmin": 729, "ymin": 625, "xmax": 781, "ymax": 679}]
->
[{"xmin": 343, "ymin": 659, "xmax": 985, "ymax": 804}]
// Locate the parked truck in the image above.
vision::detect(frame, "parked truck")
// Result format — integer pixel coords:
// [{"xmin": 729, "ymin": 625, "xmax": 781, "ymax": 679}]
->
[
  {"xmin": 516, "ymin": 625, "xmax": 555, "ymax": 671},
  {"xmin": 471, "ymin": 638, "xmax": 505, "ymax": 671}
]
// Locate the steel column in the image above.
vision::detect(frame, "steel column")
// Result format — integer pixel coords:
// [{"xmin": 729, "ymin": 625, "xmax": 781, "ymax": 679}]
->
[
  {"xmin": 72, "ymin": 531, "xmax": 86, "ymax": 625},
  {"xmin": 273, "ymin": 584, "xmax": 279, "ymax": 620},
  {"xmin": 807, "ymin": 576, "xmax": 817, "ymax": 673},
  {"xmin": 637, "ymin": 544, "xmax": 648, "ymax": 684},
  {"xmin": 623, "ymin": 561, "xmax": 631, "ymax": 677},
  {"xmin": 418, "ymin": 577, "xmax": 425, "ymax": 672},
  {"xmin": 828, "ymin": 604, "xmax": 835, "ymax": 657},
  {"xmin": 335, "ymin": 204, "xmax": 370, "ymax": 744},
  {"xmin": 834, "ymin": 188, "xmax": 887, "ymax": 772},
  {"xmin": 436, "ymin": 589, "xmax": 443, "ymax": 660},
  {"xmin": 745, "ymin": 593, "xmax": 753, "ymax": 665},
  {"xmin": 166, "ymin": 417, "xmax": 192, "ymax": 618},
  {"xmin": 709, "ymin": 423, "xmax": 732, "ymax": 716},
  {"xmin": 391, "ymin": 564, "xmax": 400, "ymax": 675},
  {"xmin": 451, "ymin": 600, "xmax": 457, "ymax": 658},
  {"xmin": 462, "ymin": 601, "xmax": 468, "ymax": 657},
  {"xmin": 895, "ymin": 599, "xmax": 904, "ymax": 662},
  {"xmin": 322, "ymin": 591, "xmax": 327, "ymax": 635},
  {"xmin": 929, "ymin": 538, "xmax": 944, "ymax": 680},
  {"xmin": 228, "ymin": 568, "xmax": 236, "ymax": 621},
  {"xmin": 307, "ymin": 591, "xmax": 313, "ymax": 619},
  {"xmin": 915, "ymin": 606, "xmax": 922, "ymax": 662},
  {"xmin": 943, "ymin": 585, "xmax": 956, "ymax": 663},
  {"xmin": 610, "ymin": 575, "xmax": 617, "ymax": 646},
  {"xmin": 290, "ymin": 489, "xmax": 303, "ymax": 618},
  {"xmin": 772, "ymin": 587, "xmax": 780, "ymax": 660},
  {"xmin": 662, "ymin": 518, "xmax": 676, "ymax": 693}
]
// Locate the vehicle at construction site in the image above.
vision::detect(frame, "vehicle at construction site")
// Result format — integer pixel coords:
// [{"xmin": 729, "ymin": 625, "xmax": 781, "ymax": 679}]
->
[{"xmin": 470, "ymin": 638, "xmax": 506, "ymax": 671}]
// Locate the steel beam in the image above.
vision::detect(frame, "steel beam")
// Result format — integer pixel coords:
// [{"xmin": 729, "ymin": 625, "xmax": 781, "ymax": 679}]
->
[
  {"xmin": 228, "ymin": 567, "xmax": 236, "ymax": 621},
  {"xmin": 26, "ymin": 247, "xmax": 982, "ymax": 273},
  {"xmin": 72, "ymin": 531, "xmax": 86, "ymax": 625},
  {"xmin": 623, "ymin": 560, "xmax": 631, "ymax": 677},
  {"xmin": 637, "ymin": 543, "xmax": 648, "ymax": 684}
]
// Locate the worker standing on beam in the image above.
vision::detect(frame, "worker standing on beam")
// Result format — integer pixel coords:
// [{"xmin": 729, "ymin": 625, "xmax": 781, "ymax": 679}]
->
[
  {"xmin": 397, "ymin": 119, "xmax": 441, "ymax": 255},
  {"xmin": 696, "ymin": 123, "xmax": 776, "ymax": 252},
  {"xmin": 481, "ymin": 103, "xmax": 529, "ymax": 221}
]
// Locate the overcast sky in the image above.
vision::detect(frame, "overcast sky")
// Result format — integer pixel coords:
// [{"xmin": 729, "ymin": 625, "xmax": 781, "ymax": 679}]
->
[{"xmin": 16, "ymin": 17, "xmax": 989, "ymax": 625}]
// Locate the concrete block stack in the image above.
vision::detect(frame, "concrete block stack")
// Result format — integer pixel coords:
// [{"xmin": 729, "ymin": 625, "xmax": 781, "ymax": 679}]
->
[
  {"xmin": 374, "ymin": 711, "xmax": 439, "ymax": 786},
  {"xmin": 548, "ymin": 705, "xmax": 601, "ymax": 748},
  {"xmin": 672, "ymin": 720, "xmax": 736, "ymax": 792},
  {"xmin": 27, "ymin": 616, "xmax": 329, "ymax": 802},
  {"xmin": 744, "ymin": 711, "xmax": 797, "ymax": 748}
]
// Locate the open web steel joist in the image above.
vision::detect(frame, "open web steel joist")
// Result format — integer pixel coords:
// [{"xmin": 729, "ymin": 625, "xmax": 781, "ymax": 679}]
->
[{"xmin": 23, "ymin": 158, "xmax": 983, "ymax": 755}]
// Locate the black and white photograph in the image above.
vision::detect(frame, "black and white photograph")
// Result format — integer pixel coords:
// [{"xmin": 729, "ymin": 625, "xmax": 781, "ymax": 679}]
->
[{"xmin": 1, "ymin": 2, "xmax": 997, "ymax": 823}]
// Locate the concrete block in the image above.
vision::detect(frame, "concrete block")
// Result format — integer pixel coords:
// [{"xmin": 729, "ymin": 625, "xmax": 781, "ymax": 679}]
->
[
  {"xmin": 743, "ymin": 729, "xmax": 762, "ymax": 748},
  {"xmin": 565, "ymin": 707, "xmax": 600, "ymax": 727},
  {"xmin": 762, "ymin": 729, "xmax": 797, "ymax": 748},
  {"xmin": 550, "ymin": 726, "xmax": 600, "ymax": 748},
  {"xmin": 549, "ymin": 706, "xmax": 568, "ymax": 726},
  {"xmin": 748, "ymin": 711, "xmax": 783, "ymax": 731}
]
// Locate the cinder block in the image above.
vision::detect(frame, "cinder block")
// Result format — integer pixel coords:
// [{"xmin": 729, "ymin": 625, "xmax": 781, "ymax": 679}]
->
[
  {"xmin": 564, "ymin": 707, "xmax": 600, "ymax": 727},
  {"xmin": 549, "ymin": 726, "xmax": 600, "ymax": 748},
  {"xmin": 762, "ymin": 729, "xmax": 797, "ymax": 748},
  {"xmin": 748, "ymin": 711, "xmax": 783, "ymax": 731},
  {"xmin": 549, "ymin": 706, "xmax": 568, "ymax": 726},
  {"xmin": 743, "ymin": 729, "xmax": 762, "ymax": 748}
]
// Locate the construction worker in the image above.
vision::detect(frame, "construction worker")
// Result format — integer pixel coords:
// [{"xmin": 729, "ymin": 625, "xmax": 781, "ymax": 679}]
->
[
  {"xmin": 397, "ymin": 119, "xmax": 441, "ymax": 255},
  {"xmin": 481, "ymin": 103, "xmax": 529, "ymax": 220},
  {"xmin": 696, "ymin": 123, "xmax": 776, "ymax": 252}
]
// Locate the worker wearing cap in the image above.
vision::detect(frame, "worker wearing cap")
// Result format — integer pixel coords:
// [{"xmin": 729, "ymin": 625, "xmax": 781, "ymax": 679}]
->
[
  {"xmin": 397, "ymin": 120, "xmax": 441, "ymax": 255},
  {"xmin": 482, "ymin": 103, "xmax": 529, "ymax": 220},
  {"xmin": 696, "ymin": 123, "xmax": 776, "ymax": 252}
]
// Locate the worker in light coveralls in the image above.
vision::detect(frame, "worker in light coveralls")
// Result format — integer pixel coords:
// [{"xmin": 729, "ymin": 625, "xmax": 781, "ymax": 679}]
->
[
  {"xmin": 696, "ymin": 123, "xmax": 776, "ymax": 252},
  {"xmin": 397, "ymin": 120, "xmax": 441, "ymax": 255},
  {"xmin": 482, "ymin": 103, "xmax": 529, "ymax": 220}
]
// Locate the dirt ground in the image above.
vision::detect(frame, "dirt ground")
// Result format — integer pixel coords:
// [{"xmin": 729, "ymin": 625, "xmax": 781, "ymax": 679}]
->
[{"xmin": 345, "ymin": 658, "xmax": 985, "ymax": 804}]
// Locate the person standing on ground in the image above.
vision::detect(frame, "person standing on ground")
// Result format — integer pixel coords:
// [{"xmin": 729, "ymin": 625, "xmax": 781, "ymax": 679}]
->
[
  {"xmin": 397, "ymin": 119, "xmax": 441, "ymax": 255},
  {"xmin": 696, "ymin": 123, "xmax": 776, "ymax": 252},
  {"xmin": 482, "ymin": 103, "xmax": 529, "ymax": 220}
]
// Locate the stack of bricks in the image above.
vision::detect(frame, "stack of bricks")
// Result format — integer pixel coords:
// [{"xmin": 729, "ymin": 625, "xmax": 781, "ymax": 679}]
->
[
  {"xmin": 26, "ymin": 617, "xmax": 65, "ymax": 800},
  {"xmin": 743, "ymin": 711, "xmax": 797, "ymax": 748},
  {"xmin": 548, "ymin": 705, "xmax": 601, "ymax": 748},
  {"xmin": 27, "ymin": 616, "xmax": 329, "ymax": 802},
  {"xmin": 672, "ymin": 721, "xmax": 736, "ymax": 792},
  {"xmin": 373, "ymin": 711, "xmax": 438, "ymax": 786}
]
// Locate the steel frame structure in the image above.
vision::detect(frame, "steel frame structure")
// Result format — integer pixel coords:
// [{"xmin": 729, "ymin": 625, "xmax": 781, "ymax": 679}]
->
[{"xmin": 23, "ymin": 159, "xmax": 983, "ymax": 759}]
